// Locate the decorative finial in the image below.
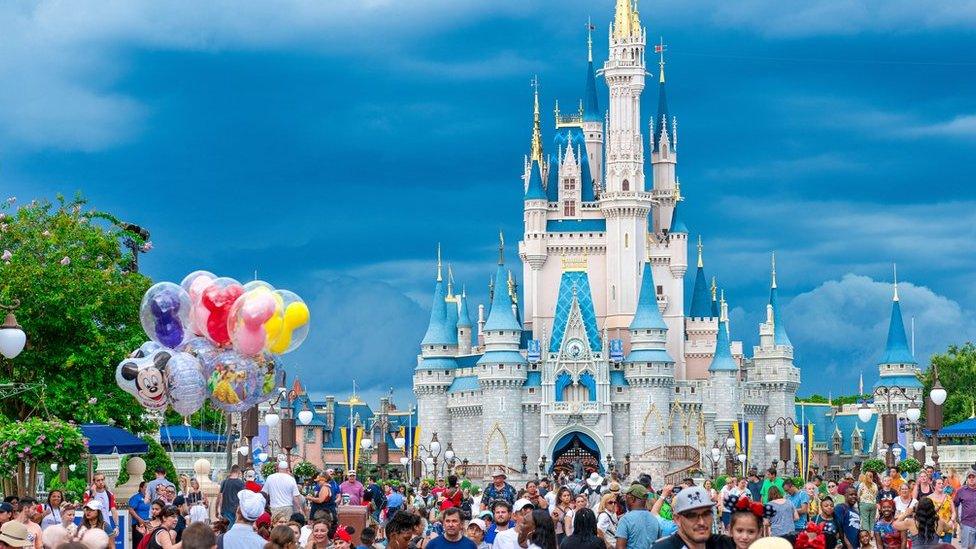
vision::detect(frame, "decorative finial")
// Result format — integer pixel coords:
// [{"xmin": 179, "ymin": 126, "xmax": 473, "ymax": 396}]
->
[
  {"xmin": 771, "ymin": 252, "xmax": 777, "ymax": 289},
  {"xmin": 696, "ymin": 235, "xmax": 703, "ymax": 269},
  {"xmin": 436, "ymin": 243, "xmax": 442, "ymax": 282},
  {"xmin": 719, "ymin": 289, "xmax": 728, "ymax": 323},
  {"xmin": 674, "ymin": 178, "xmax": 682, "ymax": 201},
  {"xmin": 655, "ymin": 37, "xmax": 667, "ymax": 84},
  {"xmin": 461, "ymin": 284, "xmax": 467, "ymax": 299},
  {"xmin": 498, "ymin": 231, "xmax": 505, "ymax": 265},
  {"xmin": 893, "ymin": 263, "xmax": 899, "ymax": 302},
  {"xmin": 530, "ymin": 76, "xmax": 543, "ymax": 162},
  {"xmin": 586, "ymin": 18, "xmax": 594, "ymax": 63},
  {"xmin": 447, "ymin": 264, "xmax": 455, "ymax": 297},
  {"xmin": 710, "ymin": 276, "xmax": 717, "ymax": 301}
]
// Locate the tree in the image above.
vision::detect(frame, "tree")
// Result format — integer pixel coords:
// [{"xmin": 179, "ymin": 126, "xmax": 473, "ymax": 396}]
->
[
  {"xmin": 0, "ymin": 195, "xmax": 153, "ymax": 432},
  {"xmin": 0, "ymin": 418, "xmax": 87, "ymax": 495},
  {"xmin": 116, "ymin": 437, "xmax": 178, "ymax": 486},
  {"xmin": 799, "ymin": 394, "xmax": 869, "ymax": 406},
  {"xmin": 922, "ymin": 343, "xmax": 976, "ymax": 428}
]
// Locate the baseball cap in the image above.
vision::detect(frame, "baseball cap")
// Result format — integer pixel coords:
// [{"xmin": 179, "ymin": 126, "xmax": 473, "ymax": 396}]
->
[
  {"xmin": 237, "ymin": 489, "xmax": 265, "ymax": 522},
  {"xmin": 468, "ymin": 519, "xmax": 487, "ymax": 532},
  {"xmin": 624, "ymin": 484, "xmax": 648, "ymax": 499},
  {"xmin": 83, "ymin": 499, "xmax": 103, "ymax": 511},
  {"xmin": 0, "ymin": 503, "xmax": 13, "ymax": 513},
  {"xmin": 0, "ymin": 521, "xmax": 32, "ymax": 548},
  {"xmin": 477, "ymin": 510, "xmax": 493, "ymax": 519},
  {"xmin": 513, "ymin": 498, "xmax": 535, "ymax": 513},
  {"xmin": 672, "ymin": 486, "xmax": 716, "ymax": 514}
]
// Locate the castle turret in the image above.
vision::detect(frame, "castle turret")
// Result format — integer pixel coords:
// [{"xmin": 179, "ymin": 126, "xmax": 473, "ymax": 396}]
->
[
  {"xmin": 650, "ymin": 38, "xmax": 678, "ymax": 233},
  {"xmin": 709, "ymin": 292, "xmax": 740, "ymax": 436},
  {"xmin": 625, "ymin": 261, "xmax": 674, "ymax": 462},
  {"xmin": 477, "ymin": 234, "xmax": 527, "ymax": 469},
  {"xmin": 685, "ymin": 236, "xmax": 718, "ymax": 380},
  {"xmin": 582, "ymin": 20, "xmax": 604, "ymax": 192},
  {"xmin": 414, "ymin": 246, "xmax": 457, "ymax": 450},
  {"xmin": 522, "ymin": 83, "xmax": 550, "ymax": 337},
  {"xmin": 875, "ymin": 265, "xmax": 922, "ymax": 415},
  {"xmin": 457, "ymin": 286, "xmax": 473, "ymax": 355}
]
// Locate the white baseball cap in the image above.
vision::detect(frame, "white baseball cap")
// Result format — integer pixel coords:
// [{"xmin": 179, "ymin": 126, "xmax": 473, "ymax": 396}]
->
[
  {"xmin": 513, "ymin": 498, "xmax": 535, "ymax": 513},
  {"xmin": 468, "ymin": 519, "xmax": 487, "ymax": 532},
  {"xmin": 237, "ymin": 490, "xmax": 265, "ymax": 522},
  {"xmin": 672, "ymin": 486, "xmax": 716, "ymax": 514}
]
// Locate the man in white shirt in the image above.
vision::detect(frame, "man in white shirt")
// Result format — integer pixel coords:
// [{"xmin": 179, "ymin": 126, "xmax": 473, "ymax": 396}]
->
[
  {"xmin": 262, "ymin": 462, "xmax": 302, "ymax": 517},
  {"xmin": 492, "ymin": 499, "xmax": 535, "ymax": 549}
]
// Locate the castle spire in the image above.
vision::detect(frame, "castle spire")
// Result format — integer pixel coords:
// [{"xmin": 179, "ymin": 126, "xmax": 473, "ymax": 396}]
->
[
  {"xmin": 697, "ymin": 235, "xmax": 703, "ymax": 268},
  {"xmin": 709, "ymin": 289, "xmax": 737, "ymax": 372},
  {"xmin": 893, "ymin": 263, "xmax": 899, "ymax": 302},
  {"xmin": 653, "ymin": 37, "xmax": 671, "ymax": 153},
  {"xmin": 657, "ymin": 36, "xmax": 666, "ymax": 84},
  {"xmin": 879, "ymin": 264, "xmax": 916, "ymax": 365},
  {"xmin": 446, "ymin": 264, "xmax": 455, "ymax": 298},
  {"xmin": 583, "ymin": 20, "xmax": 601, "ymax": 122},
  {"xmin": 771, "ymin": 252, "xmax": 777, "ymax": 289},
  {"xmin": 497, "ymin": 231, "xmax": 505, "ymax": 265},
  {"xmin": 768, "ymin": 252, "xmax": 791, "ymax": 347},
  {"xmin": 587, "ymin": 17, "xmax": 594, "ymax": 63},
  {"xmin": 530, "ymin": 75, "xmax": 543, "ymax": 162},
  {"xmin": 436, "ymin": 242, "xmax": 443, "ymax": 282},
  {"xmin": 631, "ymin": 261, "xmax": 667, "ymax": 330},
  {"xmin": 421, "ymin": 247, "xmax": 451, "ymax": 346},
  {"xmin": 689, "ymin": 235, "xmax": 711, "ymax": 318},
  {"xmin": 612, "ymin": 0, "xmax": 640, "ymax": 39},
  {"xmin": 710, "ymin": 276, "xmax": 719, "ymax": 318},
  {"xmin": 483, "ymin": 238, "xmax": 522, "ymax": 332}
]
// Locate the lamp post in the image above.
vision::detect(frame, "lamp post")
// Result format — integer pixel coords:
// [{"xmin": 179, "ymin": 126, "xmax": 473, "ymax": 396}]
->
[
  {"xmin": 767, "ymin": 417, "xmax": 806, "ymax": 477},
  {"xmin": 927, "ymin": 363, "xmax": 947, "ymax": 468},
  {"xmin": 624, "ymin": 453, "xmax": 631, "ymax": 478},
  {"xmin": 521, "ymin": 453, "xmax": 528, "ymax": 474},
  {"xmin": 418, "ymin": 432, "xmax": 443, "ymax": 479},
  {"xmin": 860, "ymin": 386, "xmax": 920, "ymax": 467},
  {"xmin": 606, "ymin": 454, "xmax": 616, "ymax": 475},
  {"xmin": 702, "ymin": 445, "xmax": 722, "ymax": 478},
  {"xmin": 0, "ymin": 299, "xmax": 26, "ymax": 360},
  {"xmin": 538, "ymin": 455, "xmax": 547, "ymax": 477}
]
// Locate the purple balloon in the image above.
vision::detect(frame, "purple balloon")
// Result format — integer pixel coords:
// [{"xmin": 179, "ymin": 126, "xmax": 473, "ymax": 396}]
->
[{"xmin": 151, "ymin": 289, "xmax": 185, "ymax": 348}]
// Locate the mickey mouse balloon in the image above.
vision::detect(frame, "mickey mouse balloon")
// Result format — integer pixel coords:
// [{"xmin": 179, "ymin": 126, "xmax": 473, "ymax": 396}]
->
[
  {"xmin": 140, "ymin": 282, "xmax": 192, "ymax": 349},
  {"xmin": 193, "ymin": 277, "xmax": 244, "ymax": 347},
  {"xmin": 116, "ymin": 349, "xmax": 172, "ymax": 411}
]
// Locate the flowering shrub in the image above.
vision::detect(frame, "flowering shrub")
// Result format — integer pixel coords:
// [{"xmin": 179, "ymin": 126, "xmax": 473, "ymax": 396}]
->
[
  {"xmin": 293, "ymin": 461, "xmax": 318, "ymax": 481},
  {"xmin": 0, "ymin": 418, "xmax": 86, "ymax": 495}
]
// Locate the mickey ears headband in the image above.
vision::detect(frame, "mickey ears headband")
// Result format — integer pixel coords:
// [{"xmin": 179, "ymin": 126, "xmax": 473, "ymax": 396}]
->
[{"xmin": 723, "ymin": 493, "xmax": 773, "ymax": 519}]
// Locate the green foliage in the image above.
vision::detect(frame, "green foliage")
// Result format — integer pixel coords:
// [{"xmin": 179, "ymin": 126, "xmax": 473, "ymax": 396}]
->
[
  {"xmin": 163, "ymin": 402, "xmax": 227, "ymax": 435},
  {"xmin": 47, "ymin": 477, "xmax": 88, "ymax": 503},
  {"xmin": 0, "ymin": 195, "xmax": 153, "ymax": 431},
  {"xmin": 790, "ymin": 476, "xmax": 805, "ymax": 488},
  {"xmin": 116, "ymin": 437, "xmax": 177, "ymax": 486},
  {"xmin": 922, "ymin": 343, "xmax": 976, "ymax": 427},
  {"xmin": 293, "ymin": 461, "xmax": 318, "ymax": 481},
  {"xmin": 714, "ymin": 475, "xmax": 728, "ymax": 491},
  {"xmin": 0, "ymin": 418, "xmax": 87, "ymax": 476},
  {"xmin": 862, "ymin": 459, "xmax": 886, "ymax": 474},
  {"xmin": 898, "ymin": 458, "xmax": 922, "ymax": 474},
  {"xmin": 799, "ymin": 394, "xmax": 870, "ymax": 406},
  {"xmin": 261, "ymin": 461, "xmax": 276, "ymax": 477}
]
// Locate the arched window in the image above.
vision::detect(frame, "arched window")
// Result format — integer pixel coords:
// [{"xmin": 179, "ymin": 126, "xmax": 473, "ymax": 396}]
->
[{"xmin": 622, "ymin": 179, "xmax": 630, "ymax": 191}]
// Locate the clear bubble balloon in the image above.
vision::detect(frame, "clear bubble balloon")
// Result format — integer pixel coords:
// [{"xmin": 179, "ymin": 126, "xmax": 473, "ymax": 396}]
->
[
  {"xmin": 139, "ymin": 282, "xmax": 192, "ymax": 349},
  {"xmin": 133, "ymin": 341, "xmax": 164, "ymax": 358},
  {"xmin": 265, "ymin": 289, "xmax": 310, "ymax": 354},
  {"xmin": 181, "ymin": 271, "xmax": 216, "ymax": 336},
  {"xmin": 242, "ymin": 280, "xmax": 275, "ymax": 293},
  {"xmin": 166, "ymin": 352, "xmax": 207, "ymax": 416},
  {"xmin": 228, "ymin": 287, "xmax": 279, "ymax": 356},
  {"xmin": 207, "ymin": 350, "xmax": 261, "ymax": 412},
  {"xmin": 193, "ymin": 277, "xmax": 244, "ymax": 347},
  {"xmin": 179, "ymin": 336, "xmax": 220, "ymax": 377}
]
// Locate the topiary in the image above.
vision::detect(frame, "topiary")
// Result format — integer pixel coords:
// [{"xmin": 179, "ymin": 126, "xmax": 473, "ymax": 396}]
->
[
  {"xmin": 862, "ymin": 459, "xmax": 886, "ymax": 474},
  {"xmin": 261, "ymin": 461, "xmax": 276, "ymax": 477},
  {"xmin": 897, "ymin": 458, "xmax": 922, "ymax": 475},
  {"xmin": 117, "ymin": 437, "xmax": 177, "ymax": 486},
  {"xmin": 293, "ymin": 461, "xmax": 318, "ymax": 482}
]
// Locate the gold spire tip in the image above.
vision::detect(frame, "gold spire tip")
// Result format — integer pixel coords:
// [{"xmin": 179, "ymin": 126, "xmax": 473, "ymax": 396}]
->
[
  {"xmin": 710, "ymin": 276, "xmax": 717, "ymax": 300},
  {"xmin": 530, "ymin": 75, "xmax": 543, "ymax": 162}
]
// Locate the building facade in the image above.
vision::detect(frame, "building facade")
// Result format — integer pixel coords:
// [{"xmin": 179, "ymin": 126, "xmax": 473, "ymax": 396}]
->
[{"xmin": 413, "ymin": 0, "xmax": 801, "ymax": 482}]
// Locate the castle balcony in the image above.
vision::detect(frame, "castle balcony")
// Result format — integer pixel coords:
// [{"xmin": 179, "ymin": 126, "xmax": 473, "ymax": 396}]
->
[{"xmin": 548, "ymin": 401, "xmax": 602, "ymax": 428}]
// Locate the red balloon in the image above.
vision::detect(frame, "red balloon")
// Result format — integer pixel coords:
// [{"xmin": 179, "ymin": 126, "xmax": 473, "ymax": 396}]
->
[{"xmin": 202, "ymin": 284, "xmax": 244, "ymax": 346}]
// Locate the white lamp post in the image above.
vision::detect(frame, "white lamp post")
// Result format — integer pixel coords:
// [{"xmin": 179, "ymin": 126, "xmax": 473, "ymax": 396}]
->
[
  {"xmin": 265, "ymin": 412, "xmax": 280, "ymax": 427},
  {"xmin": 298, "ymin": 409, "xmax": 313, "ymax": 425},
  {"xmin": 0, "ymin": 300, "xmax": 26, "ymax": 360},
  {"xmin": 858, "ymin": 403, "xmax": 873, "ymax": 423},
  {"xmin": 905, "ymin": 406, "xmax": 921, "ymax": 423}
]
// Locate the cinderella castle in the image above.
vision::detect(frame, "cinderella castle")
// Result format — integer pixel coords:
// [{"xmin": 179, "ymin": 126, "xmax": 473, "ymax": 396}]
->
[{"xmin": 413, "ymin": 0, "xmax": 800, "ymax": 482}]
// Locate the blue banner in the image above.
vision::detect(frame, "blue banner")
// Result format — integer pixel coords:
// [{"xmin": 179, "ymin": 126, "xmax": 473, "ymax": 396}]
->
[
  {"xmin": 609, "ymin": 339, "xmax": 624, "ymax": 362},
  {"xmin": 527, "ymin": 340, "xmax": 541, "ymax": 363}
]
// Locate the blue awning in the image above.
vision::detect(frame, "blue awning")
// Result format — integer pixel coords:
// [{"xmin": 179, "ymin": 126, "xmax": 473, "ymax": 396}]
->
[
  {"xmin": 159, "ymin": 425, "xmax": 227, "ymax": 444},
  {"xmin": 80, "ymin": 424, "xmax": 149, "ymax": 455},
  {"xmin": 926, "ymin": 417, "xmax": 976, "ymax": 438}
]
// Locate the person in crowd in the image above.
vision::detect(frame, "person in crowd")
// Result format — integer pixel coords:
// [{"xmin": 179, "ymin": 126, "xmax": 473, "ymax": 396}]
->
[
  {"xmin": 954, "ymin": 469, "xmax": 976, "ymax": 549},
  {"xmin": 857, "ymin": 529, "xmax": 875, "ymax": 549},
  {"xmin": 915, "ymin": 471, "xmax": 934, "ymax": 500},
  {"xmin": 209, "ymin": 519, "xmax": 228, "ymax": 537},
  {"xmin": 616, "ymin": 484, "xmax": 660, "ymax": 549},
  {"xmin": 0, "ymin": 503, "xmax": 14, "ymax": 527},
  {"xmin": 255, "ymin": 513, "xmax": 273, "ymax": 541},
  {"xmin": 216, "ymin": 466, "xmax": 245, "ymax": 526},
  {"xmin": 834, "ymin": 487, "xmax": 863, "ymax": 549},
  {"xmin": 550, "ymin": 487, "xmax": 575, "ymax": 543},
  {"xmin": 485, "ymin": 500, "xmax": 514, "ymax": 544},
  {"xmin": 464, "ymin": 518, "xmax": 489, "ymax": 549},
  {"xmin": 147, "ymin": 468, "xmax": 175, "ymax": 502},
  {"xmin": 785, "ymin": 479, "xmax": 810, "ymax": 533},
  {"xmin": 186, "ymin": 479, "xmax": 208, "ymax": 510},
  {"xmin": 484, "ymin": 471, "xmax": 517, "ymax": 507},
  {"xmin": 517, "ymin": 509, "xmax": 556, "ymax": 549},
  {"xmin": 872, "ymin": 500, "xmax": 902, "ymax": 549},
  {"xmin": 825, "ymin": 481, "xmax": 844, "ymax": 507},
  {"xmin": 306, "ymin": 475, "xmax": 333, "ymax": 529},
  {"xmin": 82, "ymin": 474, "xmax": 119, "ymax": 544},
  {"xmin": 724, "ymin": 494, "xmax": 764, "ymax": 549},
  {"xmin": 597, "ymin": 494, "xmax": 619, "ymax": 545},
  {"xmin": 129, "ymin": 482, "xmax": 152, "ymax": 547},
  {"xmin": 222, "ymin": 490, "xmax": 268, "ymax": 549},
  {"xmin": 386, "ymin": 511, "xmax": 421, "ymax": 549},
  {"xmin": 243, "ymin": 470, "xmax": 262, "ymax": 494},
  {"xmin": 264, "ymin": 525, "xmax": 296, "ymax": 549},
  {"xmin": 365, "ymin": 477, "xmax": 387, "ymax": 524},
  {"xmin": 288, "ymin": 513, "xmax": 310, "ymax": 548},
  {"xmin": 493, "ymin": 499, "xmax": 535, "ymax": 549},
  {"xmin": 894, "ymin": 484, "xmax": 916, "ymax": 516},
  {"xmin": 75, "ymin": 501, "xmax": 107, "ymax": 549},
  {"xmin": 857, "ymin": 473, "xmax": 879, "ymax": 532},
  {"xmin": 892, "ymin": 497, "xmax": 942, "ymax": 549},
  {"xmin": 837, "ymin": 474, "xmax": 855, "ymax": 499},
  {"xmin": 425, "ymin": 508, "xmax": 475, "ymax": 549},
  {"xmin": 886, "ymin": 469, "xmax": 903, "ymax": 492},
  {"xmin": 58, "ymin": 504, "xmax": 78, "ymax": 539},
  {"xmin": 761, "ymin": 469, "xmax": 784, "ymax": 504},
  {"xmin": 180, "ymin": 522, "xmax": 216, "ymax": 549},
  {"xmin": 876, "ymin": 476, "xmax": 897, "ymax": 503},
  {"xmin": 286, "ymin": 522, "xmax": 302, "ymax": 542},
  {"xmin": 40, "ymin": 491, "xmax": 64, "ymax": 531},
  {"xmin": 718, "ymin": 477, "xmax": 739, "ymax": 533},
  {"xmin": 387, "ymin": 485, "xmax": 405, "ymax": 518},
  {"xmin": 765, "ymin": 487, "xmax": 797, "ymax": 538},
  {"xmin": 746, "ymin": 472, "xmax": 762, "ymax": 502},
  {"xmin": 523, "ymin": 481, "xmax": 548, "ymax": 511},
  {"xmin": 926, "ymin": 476, "xmax": 956, "ymax": 543},
  {"xmin": 263, "ymin": 463, "xmax": 303, "ymax": 518},
  {"xmin": 339, "ymin": 472, "xmax": 364, "ymax": 506},
  {"xmin": 361, "ymin": 526, "xmax": 385, "ymax": 549},
  {"xmin": 14, "ymin": 498, "xmax": 41, "ymax": 549},
  {"xmin": 652, "ymin": 485, "xmax": 726, "ymax": 549},
  {"xmin": 144, "ymin": 505, "xmax": 180, "ymax": 549},
  {"xmin": 0, "ymin": 521, "xmax": 34, "ymax": 549},
  {"xmin": 304, "ymin": 519, "xmax": 331, "ymax": 549},
  {"xmin": 560, "ymin": 508, "xmax": 603, "ymax": 549}
]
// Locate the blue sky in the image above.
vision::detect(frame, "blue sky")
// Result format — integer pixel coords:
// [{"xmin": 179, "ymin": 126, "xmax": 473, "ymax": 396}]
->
[{"xmin": 2, "ymin": 0, "xmax": 975, "ymax": 407}]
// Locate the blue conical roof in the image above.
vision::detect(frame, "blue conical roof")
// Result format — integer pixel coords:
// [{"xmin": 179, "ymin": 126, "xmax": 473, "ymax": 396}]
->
[
  {"xmin": 709, "ymin": 319, "xmax": 738, "ymax": 372},
  {"xmin": 525, "ymin": 160, "xmax": 546, "ymax": 200},
  {"xmin": 457, "ymin": 292, "xmax": 472, "ymax": 328},
  {"xmin": 710, "ymin": 294, "xmax": 719, "ymax": 318},
  {"xmin": 879, "ymin": 298, "xmax": 916, "ymax": 365},
  {"xmin": 583, "ymin": 60, "xmax": 600, "ymax": 122},
  {"xmin": 631, "ymin": 262, "xmax": 667, "ymax": 330},
  {"xmin": 421, "ymin": 279, "xmax": 454, "ymax": 345},
  {"xmin": 669, "ymin": 202, "xmax": 688, "ymax": 233},
  {"xmin": 653, "ymin": 80, "xmax": 670, "ymax": 153},
  {"xmin": 444, "ymin": 296, "xmax": 459, "ymax": 344},
  {"xmin": 689, "ymin": 266, "xmax": 711, "ymax": 318},
  {"xmin": 546, "ymin": 154, "xmax": 559, "ymax": 202},
  {"xmin": 483, "ymin": 264, "xmax": 522, "ymax": 331},
  {"xmin": 769, "ymin": 285, "xmax": 792, "ymax": 347}
]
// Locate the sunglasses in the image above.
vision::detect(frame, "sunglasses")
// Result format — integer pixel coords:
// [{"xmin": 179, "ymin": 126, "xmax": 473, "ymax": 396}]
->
[{"xmin": 679, "ymin": 509, "xmax": 712, "ymax": 522}]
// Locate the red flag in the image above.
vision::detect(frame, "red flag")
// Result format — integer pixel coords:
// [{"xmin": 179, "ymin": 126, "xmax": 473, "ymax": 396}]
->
[{"xmin": 654, "ymin": 44, "xmax": 666, "ymax": 53}]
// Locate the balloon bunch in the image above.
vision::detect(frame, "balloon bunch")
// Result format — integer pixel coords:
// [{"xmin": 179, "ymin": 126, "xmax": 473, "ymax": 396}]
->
[{"xmin": 116, "ymin": 271, "xmax": 310, "ymax": 415}]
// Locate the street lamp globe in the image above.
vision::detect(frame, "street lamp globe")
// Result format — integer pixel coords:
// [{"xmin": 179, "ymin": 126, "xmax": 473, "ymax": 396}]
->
[
  {"xmin": 793, "ymin": 433, "xmax": 805, "ymax": 445},
  {"xmin": 399, "ymin": 457, "xmax": 410, "ymax": 466},
  {"xmin": 445, "ymin": 449, "xmax": 455, "ymax": 461},
  {"xmin": 930, "ymin": 385, "xmax": 947, "ymax": 406},
  {"xmin": 430, "ymin": 440, "xmax": 441, "ymax": 455},
  {"xmin": 68, "ymin": 464, "xmax": 76, "ymax": 472},
  {"xmin": 395, "ymin": 436, "xmax": 406, "ymax": 449},
  {"xmin": 905, "ymin": 406, "xmax": 921, "ymax": 423},
  {"xmin": 0, "ymin": 309, "xmax": 26, "ymax": 360},
  {"xmin": 725, "ymin": 437, "xmax": 736, "ymax": 450},
  {"xmin": 238, "ymin": 445, "xmax": 249, "ymax": 456},
  {"xmin": 913, "ymin": 440, "xmax": 926, "ymax": 451},
  {"xmin": 737, "ymin": 453, "xmax": 747, "ymax": 463},
  {"xmin": 710, "ymin": 448, "xmax": 721, "ymax": 462},
  {"xmin": 765, "ymin": 432, "xmax": 776, "ymax": 444},
  {"xmin": 50, "ymin": 463, "xmax": 58, "ymax": 472},
  {"xmin": 265, "ymin": 413, "xmax": 280, "ymax": 427},
  {"xmin": 298, "ymin": 410, "xmax": 314, "ymax": 425},
  {"xmin": 258, "ymin": 452, "xmax": 268, "ymax": 462},
  {"xmin": 857, "ymin": 404, "xmax": 873, "ymax": 423},
  {"xmin": 361, "ymin": 438, "xmax": 373, "ymax": 450}
]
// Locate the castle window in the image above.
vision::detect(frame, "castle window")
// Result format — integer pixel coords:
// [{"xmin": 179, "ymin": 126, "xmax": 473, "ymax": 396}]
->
[
  {"xmin": 616, "ymin": 387, "xmax": 623, "ymax": 393},
  {"xmin": 624, "ymin": 233, "xmax": 629, "ymax": 248},
  {"xmin": 499, "ymin": 365, "xmax": 505, "ymax": 369},
  {"xmin": 657, "ymin": 285, "xmax": 663, "ymax": 295},
  {"xmin": 564, "ymin": 201, "xmax": 576, "ymax": 216},
  {"xmin": 622, "ymin": 179, "xmax": 630, "ymax": 191},
  {"xmin": 528, "ymin": 388, "xmax": 536, "ymax": 394},
  {"xmin": 304, "ymin": 428, "xmax": 316, "ymax": 443},
  {"xmin": 675, "ymin": 387, "xmax": 680, "ymax": 393},
  {"xmin": 611, "ymin": 285, "xmax": 616, "ymax": 301},
  {"xmin": 690, "ymin": 387, "xmax": 695, "ymax": 394},
  {"xmin": 563, "ymin": 178, "xmax": 576, "ymax": 191}
]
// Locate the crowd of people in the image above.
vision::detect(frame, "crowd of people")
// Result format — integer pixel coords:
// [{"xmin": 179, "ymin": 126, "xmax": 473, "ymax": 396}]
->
[{"xmin": 2, "ymin": 461, "xmax": 976, "ymax": 549}]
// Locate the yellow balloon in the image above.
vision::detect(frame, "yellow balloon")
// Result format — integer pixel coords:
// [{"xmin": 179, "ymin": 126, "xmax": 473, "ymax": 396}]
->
[{"xmin": 268, "ymin": 302, "xmax": 310, "ymax": 354}]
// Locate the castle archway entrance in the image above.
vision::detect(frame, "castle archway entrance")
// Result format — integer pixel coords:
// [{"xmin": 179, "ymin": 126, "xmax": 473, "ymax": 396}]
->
[{"xmin": 551, "ymin": 431, "xmax": 602, "ymax": 479}]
